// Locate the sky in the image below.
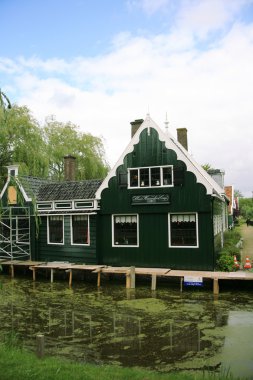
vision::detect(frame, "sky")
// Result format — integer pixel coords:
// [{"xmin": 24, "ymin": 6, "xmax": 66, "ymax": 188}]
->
[{"xmin": 1, "ymin": 0, "xmax": 253, "ymax": 197}]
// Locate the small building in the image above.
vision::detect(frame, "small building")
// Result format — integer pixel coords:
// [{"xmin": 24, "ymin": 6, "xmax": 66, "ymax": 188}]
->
[
  {"xmin": 224, "ymin": 185, "xmax": 240, "ymax": 227},
  {"xmin": 0, "ymin": 115, "xmax": 228, "ymax": 270},
  {"xmin": 0, "ymin": 159, "xmax": 102, "ymax": 264}
]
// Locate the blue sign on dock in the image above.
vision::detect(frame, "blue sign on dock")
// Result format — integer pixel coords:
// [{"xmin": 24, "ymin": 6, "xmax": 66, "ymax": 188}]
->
[{"xmin": 184, "ymin": 276, "xmax": 203, "ymax": 286}]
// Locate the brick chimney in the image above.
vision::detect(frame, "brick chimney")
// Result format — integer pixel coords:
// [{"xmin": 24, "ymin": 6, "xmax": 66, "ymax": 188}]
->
[
  {"xmin": 64, "ymin": 155, "xmax": 76, "ymax": 181},
  {"xmin": 130, "ymin": 119, "xmax": 144, "ymax": 138},
  {"xmin": 208, "ymin": 169, "xmax": 225, "ymax": 189},
  {"xmin": 177, "ymin": 128, "xmax": 188, "ymax": 151}
]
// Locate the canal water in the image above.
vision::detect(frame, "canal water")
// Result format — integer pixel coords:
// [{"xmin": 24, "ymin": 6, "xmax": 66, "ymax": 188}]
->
[{"xmin": 0, "ymin": 276, "xmax": 253, "ymax": 378}]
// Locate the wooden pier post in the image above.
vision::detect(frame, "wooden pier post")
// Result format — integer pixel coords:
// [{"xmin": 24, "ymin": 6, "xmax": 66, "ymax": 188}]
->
[
  {"xmin": 36, "ymin": 334, "xmax": 45, "ymax": 359},
  {"xmin": 31, "ymin": 267, "xmax": 36, "ymax": 281},
  {"xmin": 10, "ymin": 264, "xmax": 14, "ymax": 279},
  {"xmin": 97, "ymin": 270, "xmax": 101, "ymax": 287},
  {"xmin": 213, "ymin": 278, "xmax": 219, "ymax": 295},
  {"xmin": 130, "ymin": 266, "xmax": 135, "ymax": 289},
  {"xmin": 50, "ymin": 269, "xmax": 54, "ymax": 283},
  {"xmin": 180, "ymin": 277, "xmax": 183, "ymax": 292},
  {"xmin": 68, "ymin": 269, "xmax": 73, "ymax": 287},
  {"xmin": 151, "ymin": 274, "xmax": 157, "ymax": 291},
  {"xmin": 126, "ymin": 269, "xmax": 131, "ymax": 289}
]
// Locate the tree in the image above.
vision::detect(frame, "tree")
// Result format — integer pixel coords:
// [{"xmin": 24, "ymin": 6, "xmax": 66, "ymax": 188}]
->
[
  {"xmin": 0, "ymin": 105, "xmax": 49, "ymax": 182},
  {"xmin": 0, "ymin": 90, "xmax": 109, "ymax": 186},
  {"xmin": 239, "ymin": 198, "xmax": 253, "ymax": 219},
  {"xmin": 234, "ymin": 189, "xmax": 243, "ymax": 198},
  {"xmin": 43, "ymin": 117, "xmax": 109, "ymax": 181},
  {"xmin": 0, "ymin": 89, "xmax": 12, "ymax": 187},
  {"xmin": 202, "ymin": 163, "xmax": 214, "ymax": 172}
]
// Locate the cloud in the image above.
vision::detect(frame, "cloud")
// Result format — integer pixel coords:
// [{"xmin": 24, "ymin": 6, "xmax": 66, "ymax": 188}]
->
[
  {"xmin": 176, "ymin": 0, "xmax": 250, "ymax": 38},
  {"xmin": 127, "ymin": 0, "xmax": 172, "ymax": 15}
]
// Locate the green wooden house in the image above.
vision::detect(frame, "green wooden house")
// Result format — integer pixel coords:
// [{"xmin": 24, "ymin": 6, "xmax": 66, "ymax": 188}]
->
[
  {"xmin": 0, "ymin": 159, "xmax": 102, "ymax": 264},
  {"xmin": 0, "ymin": 116, "xmax": 228, "ymax": 270},
  {"xmin": 96, "ymin": 115, "xmax": 228, "ymax": 270}
]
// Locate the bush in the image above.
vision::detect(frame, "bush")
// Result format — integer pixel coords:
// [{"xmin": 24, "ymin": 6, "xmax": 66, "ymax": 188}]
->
[
  {"xmin": 216, "ymin": 229, "xmax": 242, "ymax": 272},
  {"xmin": 216, "ymin": 253, "xmax": 235, "ymax": 272}
]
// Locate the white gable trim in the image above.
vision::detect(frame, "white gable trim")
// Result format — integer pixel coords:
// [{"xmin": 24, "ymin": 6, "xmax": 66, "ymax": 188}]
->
[
  {"xmin": 96, "ymin": 115, "xmax": 224, "ymax": 199},
  {"xmin": 0, "ymin": 176, "xmax": 32, "ymax": 203}
]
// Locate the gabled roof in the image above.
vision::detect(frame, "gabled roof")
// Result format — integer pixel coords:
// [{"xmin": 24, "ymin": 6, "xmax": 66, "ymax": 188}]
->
[
  {"xmin": 0, "ymin": 174, "xmax": 102, "ymax": 203},
  {"xmin": 96, "ymin": 114, "xmax": 225, "ymax": 199},
  {"xmin": 20, "ymin": 176, "xmax": 51, "ymax": 199},
  {"xmin": 37, "ymin": 179, "xmax": 103, "ymax": 201}
]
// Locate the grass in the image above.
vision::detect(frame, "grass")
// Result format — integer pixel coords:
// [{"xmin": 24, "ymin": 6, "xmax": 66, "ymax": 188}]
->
[{"xmin": 0, "ymin": 343, "xmax": 249, "ymax": 380}]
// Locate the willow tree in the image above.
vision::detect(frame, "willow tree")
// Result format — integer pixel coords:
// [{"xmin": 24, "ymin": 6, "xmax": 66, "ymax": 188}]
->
[
  {"xmin": 43, "ymin": 116, "xmax": 109, "ymax": 181},
  {"xmin": 0, "ymin": 91, "xmax": 109, "ymax": 186},
  {"xmin": 0, "ymin": 89, "xmax": 12, "ymax": 187},
  {"xmin": 0, "ymin": 101, "xmax": 49, "ymax": 186}
]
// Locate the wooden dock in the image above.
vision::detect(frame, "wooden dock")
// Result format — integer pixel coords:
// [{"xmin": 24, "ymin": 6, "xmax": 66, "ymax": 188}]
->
[{"xmin": 1, "ymin": 259, "xmax": 253, "ymax": 295}]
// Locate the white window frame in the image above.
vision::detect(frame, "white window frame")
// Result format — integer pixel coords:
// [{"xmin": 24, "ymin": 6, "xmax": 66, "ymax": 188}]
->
[
  {"xmin": 168, "ymin": 213, "xmax": 199, "ymax": 248},
  {"xmin": 47, "ymin": 215, "xmax": 64, "ymax": 245},
  {"xmin": 55, "ymin": 202, "xmax": 72, "ymax": 209},
  {"xmin": 37, "ymin": 202, "xmax": 53, "ymax": 211},
  {"xmin": 71, "ymin": 214, "xmax": 90, "ymax": 246},
  {"xmin": 128, "ymin": 165, "xmax": 173, "ymax": 189},
  {"xmin": 112, "ymin": 214, "xmax": 139, "ymax": 247}
]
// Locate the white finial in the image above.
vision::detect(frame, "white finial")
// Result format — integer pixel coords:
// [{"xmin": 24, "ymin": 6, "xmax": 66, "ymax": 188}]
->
[
  {"xmin": 165, "ymin": 112, "xmax": 169, "ymax": 133},
  {"xmin": 147, "ymin": 105, "xmax": 150, "ymax": 117}
]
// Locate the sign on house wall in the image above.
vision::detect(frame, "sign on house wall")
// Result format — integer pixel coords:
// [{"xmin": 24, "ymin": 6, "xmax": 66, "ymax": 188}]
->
[{"xmin": 132, "ymin": 194, "xmax": 170, "ymax": 205}]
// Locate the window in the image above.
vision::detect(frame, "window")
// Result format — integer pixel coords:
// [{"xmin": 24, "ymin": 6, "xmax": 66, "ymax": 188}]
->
[
  {"xmin": 169, "ymin": 213, "xmax": 198, "ymax": 247},
  {"xmin": 37, "ymin": 203, "xmax": 52, "ymax": 210},
  {"xmin": 74, "ymin": 201, "xmax": 93, "ymax": 209},
  {"xmin": 71, "ymin": 215, "xmax": 89, "ymax": 245},
  {"xmin": 55, "ymin": 202, "xmax": 72, "ymax": 209},
  {"xmin": 48, "ymin": 216, "xmax": 64, "ymax": 244},
  {"xmin": 213, "ymin": 215, "xmax": 222, "ymax": 236},
  {"xmin": 140, "ymin": 168, "xmax": 149, "ymax": 187},
  {"xmin": 129, "ymin": 166, "xmax": 173, "ymax": 188},
  {"xmin": 130, "ymin": 169, "xmax": 139, "ymax": 187},
  {"xmin": 113, "ymin": 214, "xmax": 138, "ymax": 247}
]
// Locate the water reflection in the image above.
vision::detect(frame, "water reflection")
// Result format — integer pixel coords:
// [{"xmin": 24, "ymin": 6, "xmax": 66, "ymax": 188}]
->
[{"xmin": 0, "ymin": 277, "xmax": 253, "ymax": 376}]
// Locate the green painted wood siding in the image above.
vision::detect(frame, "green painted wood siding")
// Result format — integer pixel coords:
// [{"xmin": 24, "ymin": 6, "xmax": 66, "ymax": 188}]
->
[
  {"xmin": 37, "ymin": 215, "xmax": 98, "ymax": 264},
  {"xmin": 99, "ymin": 128, "xmax": 220, "ymax": 270}
]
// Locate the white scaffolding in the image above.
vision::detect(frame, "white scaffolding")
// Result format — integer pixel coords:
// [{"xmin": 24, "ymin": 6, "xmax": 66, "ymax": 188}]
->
[{"xmin": 0, "ymin": 207, "xmax": 31, "ymax": 260}]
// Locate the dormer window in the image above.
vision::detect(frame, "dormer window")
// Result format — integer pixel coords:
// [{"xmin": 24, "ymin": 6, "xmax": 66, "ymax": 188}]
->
[
  {"xmin": 7, "ymin": 165, "xmax": 19, "ymax": 178},
  {"xmin": 128, "ymin": 166, "xmax": 173, "ymax": 188}
]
